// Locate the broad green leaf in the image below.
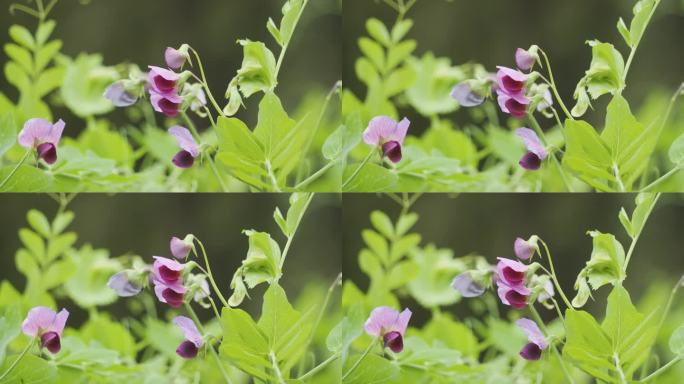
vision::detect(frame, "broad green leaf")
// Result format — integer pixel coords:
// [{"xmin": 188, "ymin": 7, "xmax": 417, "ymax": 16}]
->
[
  {"xmin": 407, "ymin": 245, "xmax": 463, "ymax": 308},
  {"xmin": 342, "ymin": 163, "xmax": 398, "ymax": 192},
  {"xmin": 35, "ymin": 20, "xmax": 56, "ymax": 46},
  {"xmin": 405, "ymin": 53, "xmax": 462, "ymax": 116},
  {"xmin": 60, "ymin": 54, "xmax": 118, "ymax": 117},
  {"xmin": 627, "ymin": 0, "xmax": 657, "ymax": 48},
  {"xmin": 78, "ymin": 121, "xmax": 134, "ymax": 168},
  {"xmin": 277, "ymin": 0, "xmax": 304, "ymax": 46},
  {"xmin": 562, "ymin": 119, "xmax": 614, "ymax": 191},
  {"xmin": 8, "ymin": 25, "xmax": 35, "ymax": 49},
  {"xmin": 366, "ymin": 18, "xmax": 391, "ymax": 46},
  {"xmin": 386, "ymin": 40, "xmax": 416, "ymax": 71},
  {"xmin": 26, "ymin": 209, "xmax": 51, "ymax": 238},
  {"xmin": 253, "ymin": 93, "xmax": 295, "ymax": 160},
  {"xmin": 583, "ymin": 231, "xmax": 626, "ymax": 290},
  {"xmin": 42, "ymin": 259, "xmax": 76, "ymax": 290},
  {"xmin": 34, "ymin": 40, "xmax": 61, "ymax": 73},
  {"xmin": 669, "ymin": 325, "xmax": 684, "ymax": 355},
  {"xmin": 583, "ymin": 41, "xmax": 625, "ymax": 99},
  {"xmin": 0, "ymin": 306, "xmax": 21, "ymax": 365},
  {"xmin": 0, "ymin": 165, "xmax": 54, "ymax": 192},
  {"xmin": 386, "ymin": 260, "xmax": 418, "ymax": 289},
  {"xmin": 241, "ymin": 230, "xmax": 282, "ymax": 288},
  {"xmin": 669, "ymin": 132, "xmax": 684, "ymax": 165},
  {"xmin": 0, "ymin": 353, "xmax": 57, "ymax": 383},
  {"xmin": 322, "ymin": 124, "xmax": 362, "ymax": 161},
  {"xmin": 370, "ymin": 211, "xmax": 394, "ymax": 239},
  {"xmin": 422, "ymin": 312, "xmax": 478, "ymax": 358},
  {"xmin": 395, "ymin": 213, "xmax": 418, "ymax": 237},
  {"xmin": 235, "ymin": 40, "xmax": 277, "ymax": 98},
  {"xmin": 64, "ymin": 245, "xmax": 121, "ymax": 307},
  {"xmin": 563, "ymin": 309, "xmax": 614, "ymax": 382},
  {"xmin": 391, "ymin": 19, "xmax": 414, "ymax": 43},
  {"xmin": 343, "ymin": 352, "xmax": 399, "ymax": 384},
  {"xmin": 326, "ymin": 316, "xmax": 362, "ymax": 354},
  {"xmin": 79, "ymin": 313, "xmax": 137, "ymax": 359}
]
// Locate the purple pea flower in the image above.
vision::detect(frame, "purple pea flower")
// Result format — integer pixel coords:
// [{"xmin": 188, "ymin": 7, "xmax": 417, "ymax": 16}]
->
[
  {"xmin": 21, "ymin": 307, "xmax": 69, "ymax": 354},
  {"xmin": 170, "ymin": 235, "xmax": 193, "ymax": 260},
  {"xmin": 165, "ymin": 46, "xmax": 190, "ymax": 71},
  {"xmin": 173, "ymin": 316, "xmax": 204, "ymax": 359},
  {"xmin": 451, "ymin": 272, "xmax": 485, "ymax": 297},
  {"xmin": 496, "ymin": 66, "xmax": 528, "ymax": 95},
  {"xmin": 516, "ymin": 318, "xmax": 548, "ymax": 360},
  {"xmin": 364, "ymin": 307, "xmax": 412, "ymax": 353},
  {"xmin": 515, "ymin": 128, "xmax": 547, "ymax": 171},
  {"xmin": 362, "ymin": 116, "xmax": 410, "ymax": 163},
  {"xmin": 496, "ymin": 90, "xmax": 529, "ymax": 118},
  {"xmin": 18, "ymin": 118, "xmax": 65, "ymax": 165},
  {"xmin": 495, "ymin": 258, "xmax": 530, "ymax": 309},
  {"xmin": 107, "ymin": 270, "xmax": 143, "ymax": 297},
  {"xmin": 168, "ymin": 126, "xmax": 200, "ymax": 168},
  {"xmin": 514, "ymin": 236, "xmax": 538, "ymax": 260},
  {"xmin": 148, "ymin": 66, "xmax": 180, "ymax": 95},
  {"xmin": 104, "ymin": 81, "xmax": 138, "ymax": 107},
  {"xmin": 451, "ymin": 81, "xmax": 485, "ymax": 107},
  {"xmin": 515, "ymin": 48, "xmax": 537, "ymax": 72},
  {"xmin": 150, "ymin": 91, "xmax": 182, "ymax": 118},
  {"xmin": 496, "ymin": 280, "xmax": 530, "ymax": 309},
  {"xmin": 152, "ymin": 256, "xmax": 184, "ymax": 286},
  {"xmin": 496, "ymin": 258, "xmax": 528, "ymax": 286}
]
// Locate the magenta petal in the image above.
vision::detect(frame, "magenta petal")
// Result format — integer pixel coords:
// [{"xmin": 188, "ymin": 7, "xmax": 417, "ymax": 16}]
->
[
  {"xmin": 514, "ymin": 237, "xmax": 536, "ymax": 260},
  {"xmin": 176, "ymin": 340, "xmax": 199, "ymax": 359},
  {"xmin": 516, "ymin": 128, "xmax": 547, "ymax": 160},
  {"xmin": 496, "ymin": 66, "xmax": 528, "ymax": 94},
  {"xmin": 37, "ymin": 143, "xmax": 57, "ymax": 165},
  {"xmin": 168, "ymin": 126, "xmax": 200, "ymax": 157},
  {"xmin": 172, "ymin": 150, "xmax": 195, "ymax": 168},
  {"xmin": 152, "ymin": 256, "xmax": 184, "ymax": 285},
  {"xmin": 148, "ymin": 66, "xmax": 180, "ymax": 94},
  {"xmin": 22, "ymin": 307, "xmax": 56, "ymax": 337},
  {"xmin": 383, "ymin": 331, "xmax": 404, "ymax": 353},
  {"xmin": 362, "ymin": 116, "xmax": 410, "ymax": 147},
  {"xmin": 170, "ymin": 237, "xmax": 192, "ymax": 260},
  {"xmin": 520, "ymin": 342, "xmax": 542, "ymax": 360},
  {"xmin": 519, "ymin": 152, "xmax": 542, "ymax": 170},
  {"xmin": 506, "ymin": 290, "xmax": 528, "ymax": 309},
  {"xmin": 515, "ymin": 48, "xmax": 536, "ymax": 71},
  {"xmin": 364, "ymin": 307, "xmax": 412, "ymax": 337},
  {"xmin": 165, "ymin": 47, "xmax": 187, "ymax": 70},
  {"xmin": 41, "ymin": 332, "xmax": 61, "ymax": 354},
  {"xmin": 516, "ymin": 318, "xmax": 547, "ymax": 349},
  {"xmin": 382, "ymin": 141, "xmax": 402, "ymax": 163},
  {"xmin": 173, "ymin": 316, "xmax": 203, "ymax": 348}
]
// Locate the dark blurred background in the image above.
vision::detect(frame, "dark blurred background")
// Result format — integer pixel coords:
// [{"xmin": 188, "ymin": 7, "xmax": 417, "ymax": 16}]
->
[
  {"xmin": 0, "ymin": 0, "xmax": 341, "ymax": 123},
  {"xmin": 344, "ymin": 0, "xmax": 683, "ymax": 128},
  {"xmin": 0, "ymin": 193, "xmax": 341, "ymax": 324},
  {"xmin": 343, "ymin": 193, "xmax": 684, "ymax": 325}
]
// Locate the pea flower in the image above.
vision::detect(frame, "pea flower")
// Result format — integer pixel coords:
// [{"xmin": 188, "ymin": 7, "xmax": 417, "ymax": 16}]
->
[
  {"xmin": 103, "ymin": 80, "xmax": 139, "ymax": 107},
  {"xmin": 170, "ymin": 235, "xmax": 194, "ymax": 260},
  {"xmin": 496, "ymin": 90, "xmax": 529, "ymax": 118},
  {"xmin": 362, "ymin": 116, "xmax": 410, "ymax": 163},
  {"xmin": 18, "ymin": 118, "xmax": 65, "ymax": 165},
  {"xmin": 451, "ymin": 272, "xmax": 485, "ymax": 297},
  {"xmin": 515, "ymin": 48, "xmax": 537, "ymax": 72},
  {"xmin": 165, "ymin": 45, "xmax": 191, "ymax": 70},
  {"xmin": 150, "ymin": 92, "xmax": 182, "ymax": 118},
  {"xmin": 451, "ymin": 81, "xmax": 485, "ymax": 107},
  {"xmin": 496, "ymin": 66, "xmax": 528, "ymax": 95},
  {"xmin": 107, "ymin": 270, "xmax": 143, "ymax": 297},
  {"xmin": 21, "ymin": 307, "xmax": 69, "ymax": 354},
  {"xmin": 364, "ymin": 307, "xmax": 411, "ymax": 353},
  {"xmin": 173, "ymin": 316, "xmax": 204, "ymax": 359},
  {"xmin": 148, "ymin": 66, "xmax": 179, "ymax": 94},
  {"xmin": 497, "ymin": 282, "xmax": 530, "ymax": 309},
  {"xmin": 516, "ymin": 318, "xmax": 548, "ymax": 360},
  {"xmin": 152, "ymin": 256, "xmax": 186, "ymax": 308},
  {"xmin": 495, "ymin": 258, "xmax": 530, "ymax": 309},
  {"xmin": 168, "ymin": 126, "xmax": 200, "ymax": 168},
  {"xmin": 496, "ymin": 258, "xmax": 528, "ymax": 286},
  {"xmin": 514, "ymin": 236, "xmax": 539, "ymax": 260},
  {"xmin": 515, "ymin": 128, "xmax": 547, "ymax": 171},
  {"xmin": 154, "ymin": 282, "xmax": 186, "ymax": 308}
]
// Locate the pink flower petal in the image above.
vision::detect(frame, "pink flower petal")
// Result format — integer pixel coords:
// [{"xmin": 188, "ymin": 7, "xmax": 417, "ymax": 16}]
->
[
  {"xmin": 173, "ymin": 316, "xmax": 204, "ymax": 347},
  {"xmin": 168, "ymin": 126, "xmax": 200, "ymax": 158}
]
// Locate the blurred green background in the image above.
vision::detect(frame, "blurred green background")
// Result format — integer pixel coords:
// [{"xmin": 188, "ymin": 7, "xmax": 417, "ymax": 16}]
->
[
  {"xmin": 0, "ymin": 193, "xmax": 342, "ymax": 325},
  {"xmin": 0, "ymin": 0, "xmax": 341, "ymax": 125},
  {"xmin": 344, "ymin": 0, "xmax": 684, "ymax": 130},
  {"xmin": 342, "ymin": 193, "xmax": 684, "ymax": 325}
]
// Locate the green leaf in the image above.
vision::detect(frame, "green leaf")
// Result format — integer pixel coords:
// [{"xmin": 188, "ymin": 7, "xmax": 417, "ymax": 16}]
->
[
  {"xmin": 19, "ymin": 228, "xmax": 45, "ymax": 264},
  {"xmin": 64, "ymin": 245, "xmax": 121, "ymax": 307},
  {"xmin": 405, "ymin": 53, "xmax": 462, "ymax": 116},
  {"xmin": 386, "ymin": 41, "xmax": 416, "ymax": 71},
  {"xmin": 627, "ymin": 0, "xmax": 657, "ymax": 48},
  {"xmin": 242, "ymin": 230, "xmax": 282, "ymax": 288},
  {"xmin": 277, "ymin": 0, "xmax": 304, "ymax": 46},
  {"xmin": 391, "ymin": 19, "xmax": 414, "ymax": 43},
  {"xmin": 79, "ymin": 313, "xmax": 137, "ymax": 359},
  {"xmin": 0, "ymin": 113, "xmax": 17, "ymax": 158},
  {"xmin": 366, "ymin": 18, "xmax": 391, "ymax": 46},
  {"xmin": 322, "ymin": 124, "xmax": 362, "ymax": 161},
  {"xmin": 422, "ymin": 312, "xmax": 478, "ymax": 358},
  {"xmin": 395, "ymin": 213, "xmax": 418, "ymax": 237},
  {"xmin": 35, "ymin": 20, "xmax": 56, "ymax": 46},
  {"xmin": 370, "ymin": 211, "xmax": 394, "ymax": 239},
  {"xmin": 669, "ymin": 132, "xmax": 684, "ymax": 165},
  {"xmin": 361, "ymin": 229, "xmax": 389, "ymax": 266},
  {"xmin": 359, "ymin": 37, "xmax": 385, "ymax": 72},
  {"xmin": 216, "ymin": 116, "xmax": 268, "ymax": 188},
  {"xmin": 0, "ymin": 353, "xmax": 57, "ymax": 383},
  {"xmin": 619, "ymin": 193, "xmax": 657, "ymax": 239},
  {"xmin": 254, "ymin": 93, "xmax": 296, "ymax": 161},
  {"xmin": 0, "ymin": 306, "xmax": 21, "ymax": 365},
  {"xmin": 407, "ymin": 245, "xmax": 463, "ymax": 308},
  {"xmin": 235, "ymin": 40, "xmax": 277, "ymax": 98},
  {"xmin": 61, "ymin": 54, "xmax": 118, "ymax": 117},
  {"xmin": 669, "ymin": 325, "xmax": 684, "ymax": 355},
  {"xmin": 583, "ymin": 231, "xmax": 626, "ymax": 290},
  {"xmin": 562, "ymin": 119, "xmax": 614, "ymax": 191},
  {"xmin": 8, "ymin": 25, "xmax": 35, "ymax": 49},
  {"xmin": 41, "ymin": 258, "xmax": 75, "ymax": 290},
  {"xmin": 26, "ymin": 209, "xmax": 51, "ymax": 237},
  {"xmin": 342, "ymin": 163, "xmax": 398, "ymax": 192},
  {"xmin": 5, "ymin": 44, "xmax": 33, "ymax": 75},
  {"xmin": 0, "ymin": 165, "xmax": 54, "ymax": 192},
  {"xmin": 34, "ymin": 40, "xmax": 61, "ymax": 73},
  {"xmin": 563, "ymin": 309, "xmax": 614, "ymax": 382},
  {"xmin": 220, "ymin": 307, "xmax": 272, "ymax": 381},
  {"xmin": 617, "ymin": 18, "xmax": 632, "ymax": 47},
  {"xmin": 343, "ymin": 353, "xmax": 399, "ymax": 384},
  {"xmin": 583, "ymin": 41, "xmax": 625, "ymax": 100}
]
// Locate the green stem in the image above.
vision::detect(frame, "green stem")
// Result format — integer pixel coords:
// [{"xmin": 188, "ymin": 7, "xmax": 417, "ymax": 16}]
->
[
  {"xmin": 298, "ymin": 352, "xmax": 340, "ymax": 381},
  {"xmin": 181, "ymin": 112, "xmax": 229, "ymax": 192},
  {"xmin": 622, "ymin": 0, "xmax": 662, "ymax": 86},
  {"xmin": 184, "ymin": 303, "xmax": 233, "ymax": 384},
  {"xmin": 189, "ymin": 48, "xmax": 224, "ymax": 117},
  {"xmin": 341, "ymin": 148, "xmax": 376, "ymax": 190},
  {"xmin": 278, "ymin": 193, "xmax": 314, "ymax": 270},
  {"xmin": 274, "ymin": 0, "xmax": 309, "ymax": 80},
  {"xmin": 527, "ymin": 113, "xmax": 574, "ymax": 192},
  {"xmin": 9, "ymin": 4, "xmax": 41, "ymax": 19},
  {"xmin": 539, "ymin": 239, "xmax": 573, "ymax": 309},
  {"xmin": 528, "ymin": 306, "xmax": 575, "ymax": 384},
  {"xmin": 295, "ymin": 160, "xmax": 339, "ymax": 190},
  {"xmin": 642, "ymin": 165, "xmax": 682, "ymax": 191},
  {"xmin": 0, "ymin": 149, "xmax": 31, "ymax": 190},
  {"xmin": 342, "ymin": 337, "xmax": 378, "ymax": 381},
  {"xmin": 300, "ymin": 80, "xmax": 341, "ymax": 159},
  {"xmin": 269, "ymin": 352, "xmax": 286, "ymax": 384},
  {"xmin": 195, "ymin": 239, "xmax": 230, "ymax": 308},
  {"xmin": 265, "ymin": 160, "xmax": 282, "ymax": 192},
  {"xmin": 538, "ymin": 48, "xmax": 573, "ymax": 119},
  {"xmin": 639, "ymin": 356, "xmax": 683, "ymax": 383},
  {"xmin": 0, "ymin": 337, "xmax": 36, "ymax": 381},
  {"xmin": 300, "ymin": 274, "xmax": 342, "ymax": 364},
  {"xmin": 623, "ymin": 193, "xmax": 660, "ymax": 269}
]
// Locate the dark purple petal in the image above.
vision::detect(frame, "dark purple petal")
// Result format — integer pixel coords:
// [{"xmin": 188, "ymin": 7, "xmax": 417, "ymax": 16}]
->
[
  {"xmin": 158, "ymin": 265, "xmax": 182, "ymax": 283},
  {"xmin": 383, "ymin": 331, "xmax": 404, "ymax": 353},
  {"xmin": 41, "ymin": 331, "xmax": 61, "ymax": 354},
  {"xmin": 382, "ymin": 141, "xmax": 402, "ymax": 163},
  {"xmin": 506, "ymin": 290, "xmax": 528, "ymax": 309},
  {"xmin": 502, "ymin": 267, "xmax": 525, "ymax": 285},
  {"xmin": 519, "ymin": 152, "xmax": 542, "ymax": 171},
  {"xmin": 36, "ymin": 143, "xmax": 57, "ymax": 165},
  {"xmin": 520, "ymin": 342, "xmax": 543, "ymax": 360},
  {"xmin": 162, "ymin": 288, "xmax": 185, "ymax": 308},
  {"xmin": 505, "ymin": 98, "xmax": 528, "ymax": 118},
  {"xmin": 172, "ymin": 150, "xmax": 195, "ymax": 168},
  {"xmin": 176, "ymin": 340, "xmax": 199, "ymax": 358}
]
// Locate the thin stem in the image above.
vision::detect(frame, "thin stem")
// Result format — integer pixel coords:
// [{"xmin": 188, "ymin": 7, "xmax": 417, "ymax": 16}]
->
[
  {"xmin": 265, "ymin": 160, "xmax": 282, "ymax": 192},
  {"xmin": 639, "ymin": 356, "xmax": 683, "ymax": 383},
  {"xmin": 274, "ymin": 0, "xmax": 309, "ymax": 80},
  {"xmin": 300, "ymin": 274, "xmax": 342, "ymax": 364},
  {"xmin": 341, "ymin": 148, "xmax": 376, "ymax": 190},
  {"xmin": 624, "ymin": 193, "xmax": 660, "ymax": 268},
  {"xmin": 300, "ymin": 80, "xmax": 341, "ymax": 159},
  {"xmin": 294, "ymin": 159, "xmax": 339, "ymax": 190},
  {"xmin": 207, "ymin": 296, "xmax": 222, "ymax": 324},
  {"xmin": 278, "ymin": 193, "xmax": 315, "ymax": 270},
  {"xmin": 539, "ymin": 239, "xmax": 573, "ymax": 309},
  {"xmin": 269, "ymin": 352, "xmax": 286, "ymax": 384},
  {"xmin": 184, "ymin": 303, "xmax": 233, "ymax": 384},
  {"xmin": 181, "ymin": 112, "xmax": 229, "ymax": 192},
  {"xmin": 527, "ymin": 113, "xmax": 573, "ymax": 192},
  {"xmin": 298, "ymin": 352, "xmax": 340, "ymax": 381},
  {"xmin": 538, "ymin": 48, "xmax": 572, "ymax": 119},
  {"xmin": 9, "ymin": 4, "xmax": 41, "ymax": 18},
  {"xmin": 0, "ymin": 337, "xmax": 36, "ymax": 381},
  {"xmin": 0, "ymin": 149, "xmax": 31, "ymax": 190},
  {"xmin": 642, "ymin": 165, "xmax": 682, "ymax": 191},
  {"xmin": 622, "ymin": 0, "xmax": 662, "ymax": 86},
  {"xmin": 195, "ymin": 239, "xmax": 230, "ymax": 308},
  {"xmin": 528, "ymin": 306, "xmax": 575, "ymax": 384},
  {"xmin": 341, "ymin": 337, "xmax": 378, "ymax": 381},
  {"xmin": 189, "ymin": 48, "xmax": 224, "ymax": 117}
]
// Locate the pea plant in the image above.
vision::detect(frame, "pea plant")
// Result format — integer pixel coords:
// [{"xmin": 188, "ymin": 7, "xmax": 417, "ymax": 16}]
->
[
  {"xmin": 341, "ymin": 0, "xmax": 684, "ymax": 192},
  {"xmin": 341, "ymin": 193, "xmax": 684, "ymax": 383},
  {"xmin": 0, "ymin": 0, "xmax": 342, "ymax": 192},
  {"xmin": 0, "ymin": 193, "xmax": 343, "ymax": 383}
]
